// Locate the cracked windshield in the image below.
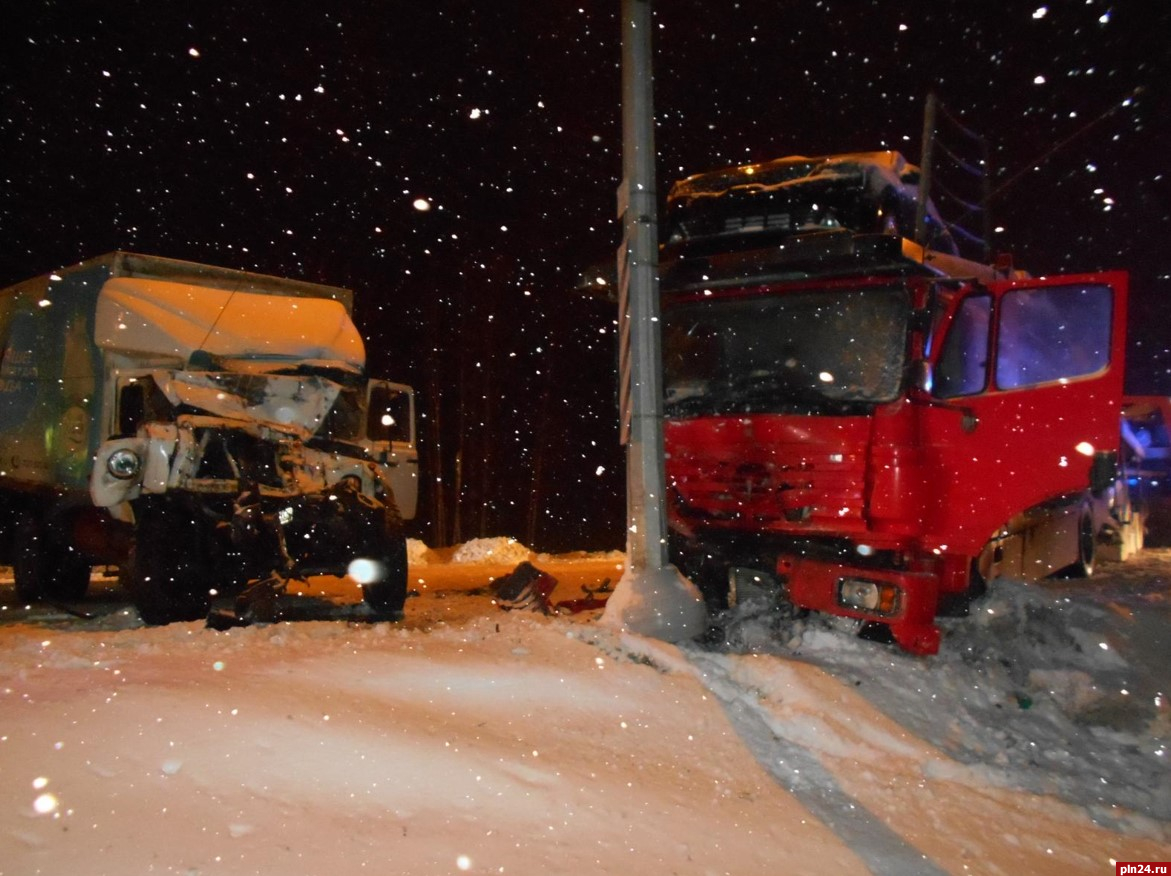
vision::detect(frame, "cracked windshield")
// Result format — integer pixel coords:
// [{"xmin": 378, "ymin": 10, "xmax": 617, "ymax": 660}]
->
[{"xmin": 663, "ymin": 285, "xmax": 910, "ymax": 416}]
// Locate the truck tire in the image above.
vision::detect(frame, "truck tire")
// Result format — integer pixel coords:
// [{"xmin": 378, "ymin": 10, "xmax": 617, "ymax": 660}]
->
[
  {"xmin": 667, "ymin": 533, "xmax": 731, "ymax": 612},
  {"xmin": 13, "ymin": 516, "xmax": 91, "ymax": 603},
  {"xmin": 361, "ymin": 493, "xmax": 408, "ymax": 618},
  {"xmin": 1057, "ymin": 510, "xmax": 1096, "ymax": 579},
  {"xmin": 362, "ymin": 534, "xmax": 408, "ymax": 618},
  {"xmin": 121, "ymin": 502, "xmax": 213, "ymax": 624}
]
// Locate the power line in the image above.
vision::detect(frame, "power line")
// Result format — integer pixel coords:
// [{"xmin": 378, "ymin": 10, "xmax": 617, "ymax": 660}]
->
[{"xmin": 988, "ymin": 86, "xmax": 1144, "ymax": 203}]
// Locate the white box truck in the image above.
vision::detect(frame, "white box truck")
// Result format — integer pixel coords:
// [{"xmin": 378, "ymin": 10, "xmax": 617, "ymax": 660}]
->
[{"xmin": 0, "ymin": 252, "xmax": 417, "ymax": 623}]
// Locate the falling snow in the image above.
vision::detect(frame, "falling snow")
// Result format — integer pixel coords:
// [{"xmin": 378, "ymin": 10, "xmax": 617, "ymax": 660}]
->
[
  {"xmin": 2, "ymin": 2, "xmax": 1167, "ymax": 553},
  {"xmin": 1, "ymin": 4, "xmax": 1169, "ymax": 867}
]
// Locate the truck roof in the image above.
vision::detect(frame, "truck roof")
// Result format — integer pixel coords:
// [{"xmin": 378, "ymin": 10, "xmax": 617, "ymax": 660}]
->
[
  {"xmin": 1, "ymin": 252, "xmax": 366, "ymax": 373},
  {"xmin": 664, "ymin": 150, "xmax": 959, "ymax": 259},
  {"xmin": 660, "ymin": 151, "xmax": 1028, "ymax": 288},
  {"xmin": 22, "ymin": 251, "xmax": 355, "ymax": 314},
  {"xmin": 668, "ymin": 150, "xmax": 916, "ymax": 203}
]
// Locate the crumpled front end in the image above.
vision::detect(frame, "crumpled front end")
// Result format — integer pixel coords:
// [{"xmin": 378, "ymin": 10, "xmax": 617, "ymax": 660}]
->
[
  {"xmin": 91, "ymin": 414, "xmax": 382, "ymax": 507},
  {"xmin": 94, "ymin": 416, "xmax": 399, "ymax": 608},
  {"xmin": 666, "ymin": 412, "xmax": 951, "ymax": 655},
  {"xmin": 89, "ymin": 364, "xmax": 398, "ymax": 589}
]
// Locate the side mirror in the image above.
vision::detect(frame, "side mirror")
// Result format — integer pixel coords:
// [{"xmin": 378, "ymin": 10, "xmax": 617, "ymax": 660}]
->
[{"xmin": 911, "ymin": 360, "xmax": 933, "ymax": 394}]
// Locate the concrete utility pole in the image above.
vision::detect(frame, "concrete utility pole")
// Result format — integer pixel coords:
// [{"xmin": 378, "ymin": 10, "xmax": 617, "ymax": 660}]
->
[{"xmin": 601, "ymin": 0, "xmax": 705, "ymax": 642}]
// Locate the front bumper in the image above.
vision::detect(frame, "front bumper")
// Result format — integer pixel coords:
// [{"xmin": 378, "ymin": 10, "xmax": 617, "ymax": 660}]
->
[{"xmin": 780, "ymin": 555, "xmax": 941, "ymax": 654}]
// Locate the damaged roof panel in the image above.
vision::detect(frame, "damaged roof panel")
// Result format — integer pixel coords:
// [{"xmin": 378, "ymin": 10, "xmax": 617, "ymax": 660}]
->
[{"xmin": 95, "ymin": 277, "xmax": 366, "ymax": 371}]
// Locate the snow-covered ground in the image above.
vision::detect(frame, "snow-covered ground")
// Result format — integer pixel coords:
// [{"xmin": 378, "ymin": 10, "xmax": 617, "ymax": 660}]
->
[{"xmin": 2, "ymin": 539, "xmax": 1169, "ymax": 875}]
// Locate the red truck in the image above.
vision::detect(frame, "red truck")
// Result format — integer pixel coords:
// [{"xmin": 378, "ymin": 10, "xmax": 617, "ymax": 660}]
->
[{"xmin": 660, "ymin": 152, "xmax": 1135, "ymax": 654}]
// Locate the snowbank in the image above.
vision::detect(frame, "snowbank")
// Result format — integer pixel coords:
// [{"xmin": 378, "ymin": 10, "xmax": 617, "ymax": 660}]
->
[
  {"xmin": 406, "ymin": 538, "xmax": 625, "ymax": 569},
  {"xmin": 450, "ymin": 537, "xmax": 534, "ymax": 564},
  {"xmin": 1, "ymin": 616, "xmax": 872, "ymax": 875},
  {"xmin": 3, "ymin": 547, "xmax": 1169, "ymax": 874},
  {"xmin": 405, "ymin": 538, "xmax": 434, "ymax": 566},
  {"xmin": 716, "ymin": 567, "xmax": 1171, "ymax": 831}
]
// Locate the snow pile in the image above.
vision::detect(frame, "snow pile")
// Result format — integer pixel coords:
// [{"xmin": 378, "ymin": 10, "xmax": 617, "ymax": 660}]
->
[
  {"xmin": 1, "ymin": 615, "xmax": 871, "ymax": 876},
  {"xmin": 534, "ymin": 549, "xmax": 627, "ymax": 564},
  {"xmin": 405, "ymin": 537, "xmax": 433, "ymax": 566},
  {"xmin": 405, "ymin": 539, "xmax": 623, "ymax": 568},
  {"xmin": 449, "ymin": 536, "xmax": 533, "ymax": 565},
  {"xmin": 600, "ymin": 564, "xmax": 707, "ymax": 643},
  {"xmin": 715, "ymin": 568, "xmax": 1171, "ymax": 831}
]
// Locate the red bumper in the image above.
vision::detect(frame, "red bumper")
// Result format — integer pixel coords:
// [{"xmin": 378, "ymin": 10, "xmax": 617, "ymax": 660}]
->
[{"xmin": 780, "ymin": 556, "xmax": 942, "ymax": 655}]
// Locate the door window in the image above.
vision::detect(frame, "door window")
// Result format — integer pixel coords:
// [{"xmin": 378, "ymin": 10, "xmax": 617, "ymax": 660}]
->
[
  {"xmin": 367, "ymin": 384, "xmax": 413, "ymax": 444},
  {"xmin": 995, "ymin": 284, "xmax": 1112, "ymax": 389}
]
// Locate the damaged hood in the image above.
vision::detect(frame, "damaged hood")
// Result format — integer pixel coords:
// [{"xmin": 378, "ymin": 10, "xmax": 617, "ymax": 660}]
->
[{"xmin": 158, "ymin": 371, "xmax": 343, "ymax": 437}]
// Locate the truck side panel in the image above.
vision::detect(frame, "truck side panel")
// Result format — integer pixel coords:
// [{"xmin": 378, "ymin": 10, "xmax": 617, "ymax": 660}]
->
[{"xmin": 0, "ymin": 265, "xmax": 107, "ymax": 493}]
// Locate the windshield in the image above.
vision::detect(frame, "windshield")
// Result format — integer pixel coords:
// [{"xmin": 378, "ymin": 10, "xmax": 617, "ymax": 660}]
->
[
  {"xmin": 317, "ymin": 386, "xmax": 365, "ymax": 442},
  {"xmin": 663, "ymin": 285, "xmax": 910, "ymax": 416}
]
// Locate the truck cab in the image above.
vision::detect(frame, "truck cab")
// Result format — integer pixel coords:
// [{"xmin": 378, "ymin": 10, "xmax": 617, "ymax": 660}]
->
[{"xmin": 659, "ymin": 154, "xmax": 1131, "ymax": 653}]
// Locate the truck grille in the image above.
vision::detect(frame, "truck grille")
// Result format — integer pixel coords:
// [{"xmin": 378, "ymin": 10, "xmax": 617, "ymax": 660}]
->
[{"xmin": 668, "ymin": 434, "xmax": 869, "ymax": 533}]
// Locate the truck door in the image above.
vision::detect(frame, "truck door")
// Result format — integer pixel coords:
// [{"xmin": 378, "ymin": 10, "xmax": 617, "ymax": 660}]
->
[
  {"xmin": 362, "ymin": 381, "xmax": 418, "ymax": 520},
  {"xmin": 918, "ymin": 271, "xmax": 1128, "ymax": 565}
]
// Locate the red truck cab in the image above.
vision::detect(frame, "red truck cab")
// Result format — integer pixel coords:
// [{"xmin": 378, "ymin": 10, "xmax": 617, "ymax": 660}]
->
[{"xmin": 660, "ymin": 153, "xmax": 1130, "ymax": 653}]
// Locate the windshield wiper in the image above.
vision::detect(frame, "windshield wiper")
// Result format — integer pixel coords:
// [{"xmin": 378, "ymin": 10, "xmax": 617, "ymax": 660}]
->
[
  {"xmin": 726, "ymin": 371, "xmax": 832, "ymax": 409},
  {"xmin": 664, "ymin": 372, "xmax": 834, "ymax": 417}
]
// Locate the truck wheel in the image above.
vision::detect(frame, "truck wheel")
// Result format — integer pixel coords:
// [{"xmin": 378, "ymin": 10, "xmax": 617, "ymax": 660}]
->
[
  {"xmin": 121, "ymin": 504, "xmax": 213, "ymax": 624},
  {"xmin": 361, "ymin": 494, "xmax": 408, "ymax": 618},
  {"xmin": 13, "ymin": 517, "xmax": 91, "ymax": 603},
  {"xmin": 362, "ymin": 534, "xmax": 408, "ymax": 618},
  {"xmin": 667, "ymin": 532, "xmax": 730, "ymax": 611},
  {"xmin": 1058, "ymin": 510, "xmax": 1096, "ymax": 579}
]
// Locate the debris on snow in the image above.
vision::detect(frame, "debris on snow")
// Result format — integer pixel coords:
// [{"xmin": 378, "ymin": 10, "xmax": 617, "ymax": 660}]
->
[{"xmin": 489, "ymin": 561, "xmax": 558, "ymax": 613}]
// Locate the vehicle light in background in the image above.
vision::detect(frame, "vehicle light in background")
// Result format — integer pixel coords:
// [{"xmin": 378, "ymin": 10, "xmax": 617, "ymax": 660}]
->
[
  {"xmin": 106, "ymin": 448, "xmax": 141, "ymax": 479},
  {"xmin": 837, "ymin": 577, "xmax": 900, "ymax": 616}
]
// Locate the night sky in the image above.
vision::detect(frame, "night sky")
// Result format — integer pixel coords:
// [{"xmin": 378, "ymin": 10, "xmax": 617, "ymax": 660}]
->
[{"xmin": 3, "ymin": 1, "xmax": 1168, "ymax": 551}]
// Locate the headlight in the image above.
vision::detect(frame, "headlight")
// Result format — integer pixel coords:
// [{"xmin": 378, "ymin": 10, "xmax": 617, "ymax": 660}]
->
[
  {"xmin": 106, "ymin": 448, "xmax": 142, "ymax": 479},
  {"xmin": 348, "ymin": 558, "xmax": 384, "ymax": 584},
  {"xmin": 837, "ymin": 577, "xmax": 900, "ymax": 616}
]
